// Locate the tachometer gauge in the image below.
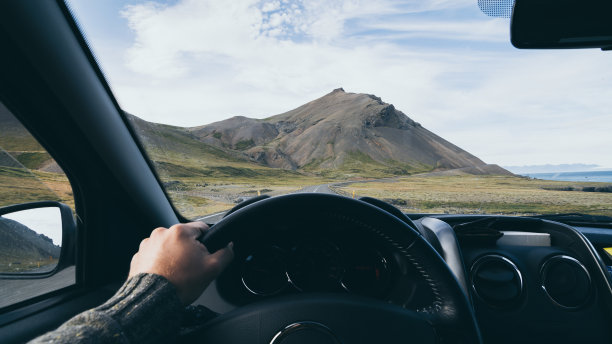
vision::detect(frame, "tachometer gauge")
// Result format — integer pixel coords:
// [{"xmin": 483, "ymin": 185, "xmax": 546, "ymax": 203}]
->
[
  {"xmin": 341, "ymin": 249, "xmax": 391, "ymax": 297},
  {"xmin": 241, "ymin": 246, "xmax": 289, "ymax": 296},
  {"xmin": 287, "ymin": 239, "xmax": 345, "ymax": 292}
]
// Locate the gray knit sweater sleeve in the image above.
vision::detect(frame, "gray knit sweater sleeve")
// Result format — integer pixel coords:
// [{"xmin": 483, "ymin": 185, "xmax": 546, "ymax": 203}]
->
[{"xmin": 29, "ymin": 273, "xmax": 183, "ymax": 344}]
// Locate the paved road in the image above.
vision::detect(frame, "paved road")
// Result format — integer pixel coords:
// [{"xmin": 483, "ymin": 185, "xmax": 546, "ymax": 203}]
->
[
  {"xmin": 0, "ymin": 266, "xmax": 76, "ymax": 308},
  {"xmin": 196, "ymin": 211, "xmax": 227, "ymax": 224},
  {"xmin": 195, "ymin": 184, "xmax": 338, "ymax": 224},
  {"xmin": 296, "ymin": 184, "xmax": 336, "ymax": 194}
]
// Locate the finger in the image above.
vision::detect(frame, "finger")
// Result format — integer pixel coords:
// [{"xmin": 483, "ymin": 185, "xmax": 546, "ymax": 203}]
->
[
  {"xmin": 150, "ymin": 227, "xmax": 167, "ymax": 238},
  {"xmin": 172, "ymin": 222, "xmax": 209, "ymax": 239},
  {"xmin": 138, "ymin": 238, "xmax": 149, "ymax": 250},
  {"xmin": 188, "ymin": 221, "xmax": 209, "ymax": 234},
  {"xmin": 207, "ymin": 242, "xmax": 234, "ymax": 270}
]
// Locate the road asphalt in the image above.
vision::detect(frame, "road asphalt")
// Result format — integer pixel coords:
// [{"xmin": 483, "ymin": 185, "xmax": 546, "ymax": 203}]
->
[{"xmin": 196, "ymin": 183, "xmax": 338, "ymax": 223}]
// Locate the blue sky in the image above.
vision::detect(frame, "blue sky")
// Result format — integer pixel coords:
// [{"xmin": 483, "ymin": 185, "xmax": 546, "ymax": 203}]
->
[{"xmin": 68, "ymin": 0, "xmax": 611, "ymax": 169}]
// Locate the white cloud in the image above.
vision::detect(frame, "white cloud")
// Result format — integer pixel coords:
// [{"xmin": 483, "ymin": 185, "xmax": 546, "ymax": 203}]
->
[
  {"xmin": 357, "ymin": 18, "xmax": 509, "ymax": 42},
  {"xmin": 261, "ymin": 1, "xmax": 280, "ymax": 12},
  {"xmin": 73, "ymin": 0, "xmax": 612, "ymax": 168}
]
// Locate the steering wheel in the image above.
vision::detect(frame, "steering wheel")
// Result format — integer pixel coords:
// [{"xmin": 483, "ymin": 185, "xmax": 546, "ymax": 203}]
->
[{"xmin": 194, "ymin": 193, "xmax": 481, "ymax": 344}]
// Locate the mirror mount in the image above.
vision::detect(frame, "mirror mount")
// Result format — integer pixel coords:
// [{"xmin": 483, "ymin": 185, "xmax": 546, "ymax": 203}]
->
[
  {"xmin": 511, "ymin": 0, "xmax": 612, "ymax": 50},
  {"xmin": 0, "ymin": 201, "xmax": 77, "ymax": 279}
]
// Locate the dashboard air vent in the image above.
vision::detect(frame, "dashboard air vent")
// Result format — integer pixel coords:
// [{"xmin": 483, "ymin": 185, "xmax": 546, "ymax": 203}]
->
[
  {"xmin": 541, "ymin": 255, "xmax": 591, "ymax": 309},
  {"xmin": 471, "ymin": 255, "xmax": 523, "ymax": 308}
]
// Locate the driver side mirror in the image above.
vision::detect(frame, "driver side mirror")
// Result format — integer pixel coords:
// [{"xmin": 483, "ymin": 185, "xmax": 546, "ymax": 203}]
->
[{"xmin": 0, "ymin": 201, "xmax": 76, "ymax": 278}]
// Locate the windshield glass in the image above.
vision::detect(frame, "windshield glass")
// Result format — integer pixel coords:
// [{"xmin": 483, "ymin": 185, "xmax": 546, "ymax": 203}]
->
[{"xmin": 68, "ymin": 0, "xmax": 612, "ymax": 221}]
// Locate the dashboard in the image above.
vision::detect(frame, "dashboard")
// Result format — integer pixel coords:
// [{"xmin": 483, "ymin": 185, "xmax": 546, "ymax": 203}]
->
[
  {"xmin": 216, "ymin": 224, "xmax": 436, "ymax": 310},
  {"xmin": 208, "ymin": 212, "xmax": 612, "ymax": 344},
  {"xmin": 428, "ymin": 215, "xmax": 612, "ymax": 344}
]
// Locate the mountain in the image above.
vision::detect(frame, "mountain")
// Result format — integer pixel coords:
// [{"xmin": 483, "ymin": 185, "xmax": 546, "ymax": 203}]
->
[
  {"xmin": 0, "ymin": 103, "xmax": 69, "ymax": 209},
  {"xmin": 126, "ymin": 113, "xmax": 302, "ymax": 180},
  {"xmin": 504, "ymin": 164, "xmax": 601, "ymax": 174},
  {"xmin": 1, "ymin": 89, "xmax": 508, "ymax": 181},
  {"xmin": 185, "ymin": 88, "xmax": 506, "ymax": 177},
  {"xmin": 0, "ymin": 217, "xmax": 60, "ymax": 272},
  {"xmin": 0, "ymin": 102, "xmax": 59, "ymax": 171}
]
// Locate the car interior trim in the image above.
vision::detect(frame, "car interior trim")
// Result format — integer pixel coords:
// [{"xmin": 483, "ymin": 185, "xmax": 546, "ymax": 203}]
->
[
  {"xmin": 540, "ymin": 254, "xmax": 592, "ymax": 309},
  {"xmin": 469, "ymin": 254, "xmax": 524, "ymax": 307},
  {"xmin": 0, "ymin": 1, "xmax": 178, "ymax": 228}
]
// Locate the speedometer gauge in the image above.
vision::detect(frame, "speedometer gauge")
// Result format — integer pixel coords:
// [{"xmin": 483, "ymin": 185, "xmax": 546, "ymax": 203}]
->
[
  {"xmin": 287, "ymin": 239, "xmax": 345, "ymax": 292},
  {"xmin": 341, "ymin": 249, "xmax": 391, "ymax": 297},
  {"xmin": 241, "ymin": 246, "xmax": 289, "ymax": 296}
]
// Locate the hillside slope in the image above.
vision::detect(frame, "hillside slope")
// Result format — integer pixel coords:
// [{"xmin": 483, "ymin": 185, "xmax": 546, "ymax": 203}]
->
[
  {"xmin": 0, "ymin": 102, "xmax": 56, "ymax": 170},
  {"xmin": 0, "ymin": 217, "xmax": 60, "ymax": 272},
  {"xmin": 127, "ymin": 114, "xmax": 302, "ymax": 180},
  {"xmin": 188, "ymin": 89, "xmax": 497, "ymax": 176}
]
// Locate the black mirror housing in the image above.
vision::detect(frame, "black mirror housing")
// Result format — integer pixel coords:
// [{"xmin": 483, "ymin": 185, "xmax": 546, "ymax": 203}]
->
[
  {"xmin": 511, "ymin": 0, "xmax": 612, "ymax": 50},
  {"xmin": 0, "ymin": 201, "xmax": 77, "ymax": 279}
]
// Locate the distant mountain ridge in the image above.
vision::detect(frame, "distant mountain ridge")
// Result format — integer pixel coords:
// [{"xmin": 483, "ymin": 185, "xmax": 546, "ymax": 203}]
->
[
  {"xmin": 129, "ymin": 89, "xmax": 510, "ymax": 178},
  {"xmin": 0, "ymin": 217, "xmax": 60, "ymax": 271},
  {"xmin": 504, "ymin": 164, "xmax": 602, "ymax": 174}
]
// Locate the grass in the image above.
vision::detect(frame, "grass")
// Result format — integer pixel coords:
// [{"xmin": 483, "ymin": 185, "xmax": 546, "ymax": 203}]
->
[
  {"xmin": 166, "ymin": 193, "xmax": 234, "ymax": 219},
  {"xmin": 158, "ymin": 172, "xmax": 612, "ymax": 219},
  {"xmin": 12, "ymin": 152, "xmax": 53, "ymax": 169},
  {"xmin": 0, "ymin": 257, "xmax": 58, "ymax": 273},
  {"xmin": 0, "ymin": 167, "xmax": 61, "ymax": 206},
  {"xmin": 161, "ymin": 174, "xmax": 328, "ymax": 217},
  {"xmin": 234, "ymin": 139, "xmax": 255, "ymax": 150},
  {"xmin": 333, "ymin": 175, "xmax": 612, "ymax": 216},
  {"xmin": 302, "ymin": 150, "xmax": 432, "ymax": 179},
  {"xmin": 4, "ymin": 158, "xmax": 612, "ymax": 220},
  {"xmin": 3, "ymin": 149, "xmax": 611, "ymax": 220},
  {"xmin": 0, "ymin": 130, "xmax": 44, "ymax": 152},
  {"xmin": 4, "ymin": 117, "xmax": 609, "ymax": 222},
  {"xmin": 0, "ymin": 167, "xmax": 74, "ymax": 209},
  {"xmin": 140, "ymin": 133, "xmax": 612, "ymax": 218}
]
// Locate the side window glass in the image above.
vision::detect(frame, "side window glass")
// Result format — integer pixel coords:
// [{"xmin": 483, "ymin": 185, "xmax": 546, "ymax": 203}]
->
[{"xmin": 0, "ymin": 102, "xmax": 76, "ymax": 309}]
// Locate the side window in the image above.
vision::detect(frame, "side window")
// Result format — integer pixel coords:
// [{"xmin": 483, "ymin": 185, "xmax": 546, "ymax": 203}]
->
[{"xmin": 0, "ymin": 101, "xmax": 76, "ymax": 309}]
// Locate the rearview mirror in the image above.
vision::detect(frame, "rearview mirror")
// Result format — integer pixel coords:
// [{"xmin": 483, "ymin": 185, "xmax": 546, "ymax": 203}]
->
[
  {"xmin": 511, "ymin": 0, "xmax": 612, "ymax": 50},
  {"xmin": 0, "ymin": 201, "xmax": 76, "ymax": 278}
]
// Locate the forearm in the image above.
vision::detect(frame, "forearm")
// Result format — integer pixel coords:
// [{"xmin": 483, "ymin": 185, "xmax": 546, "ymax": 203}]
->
[{"xmin": 29, "ymin": 273, "xmax": 183, "ymax": 344}]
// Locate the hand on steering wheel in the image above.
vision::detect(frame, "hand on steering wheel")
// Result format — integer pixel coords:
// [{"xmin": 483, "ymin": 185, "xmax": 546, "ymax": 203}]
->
[{"xmin": 195, "ymin": 193, "xmax": 481, "ymax": 344}]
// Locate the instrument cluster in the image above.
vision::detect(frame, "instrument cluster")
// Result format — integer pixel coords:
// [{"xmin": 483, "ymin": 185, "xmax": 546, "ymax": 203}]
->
[{"xmin": 217, "ymin": 230, "xmax": 400, "ymax": 304}]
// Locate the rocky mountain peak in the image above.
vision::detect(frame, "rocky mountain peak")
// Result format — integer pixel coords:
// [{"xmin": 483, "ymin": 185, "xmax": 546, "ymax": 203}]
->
[{"xmin": 186, "ymin": 89, "xmax": 491, "ymax": 173}]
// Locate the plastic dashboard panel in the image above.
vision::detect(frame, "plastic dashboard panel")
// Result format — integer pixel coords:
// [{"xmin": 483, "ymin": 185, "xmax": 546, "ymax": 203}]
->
[
  {"xmin": 427, "ymin": 215, "xmax": 612, "ymax": 344},
  {"xmin": 214, "ymin": 222, "xmax": 438, "ymax": 311}
]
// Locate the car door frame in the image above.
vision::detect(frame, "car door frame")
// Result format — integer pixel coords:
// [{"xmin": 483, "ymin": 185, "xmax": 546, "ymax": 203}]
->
[{"xmin": 0, "ymin": 1, "xmax": 183, "ymax": 342}]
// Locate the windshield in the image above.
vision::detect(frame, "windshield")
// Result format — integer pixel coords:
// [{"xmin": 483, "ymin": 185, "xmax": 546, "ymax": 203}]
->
[{"xmin": 68, "ymin": 0, "xmax": 612, "ymax": 220}]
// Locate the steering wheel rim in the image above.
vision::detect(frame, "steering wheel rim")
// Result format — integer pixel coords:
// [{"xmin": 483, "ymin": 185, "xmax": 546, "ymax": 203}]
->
[{"xmin": 197, "ymin": 193, "xmax": 482, "ymax": 344}]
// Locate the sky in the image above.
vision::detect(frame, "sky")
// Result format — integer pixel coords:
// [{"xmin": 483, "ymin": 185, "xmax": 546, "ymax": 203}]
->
[
  {"xmin": 4, "ymin": 208, "xmax": 63, "ymax": 246},
  {"xmin": 67, "ymin": 0, "xmax": 612, "ymax": 169}
]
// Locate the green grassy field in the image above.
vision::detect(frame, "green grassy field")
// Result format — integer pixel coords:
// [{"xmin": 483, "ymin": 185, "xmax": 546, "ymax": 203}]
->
[
  {"xmin": 0, "ymin": 257, "xmax": 58, "ymax": 273},
  {"xmin": 135, "ymin": 123, "xmax": 335, "ymax": 217},
  {"xmin": 3, "ymin": 115, "xmax": 611, "ymax": 220},
  {"xmin": 333, "ymin": 175, "xmax": 612, "ymax": 216},
  {"xmin": 302, "ymin": 150, "xmax": 433, "ymax": 179},
  {"xmin": 161, "ymin": 174, "xmax": 332, "ymax": 218},
  {"xmin": 3, "ymin": 160, "xmax": 611, "ymax": 219},
  {"xmin": 0, "ymin": 167, "xmax": 73, "ymax": 208}
]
